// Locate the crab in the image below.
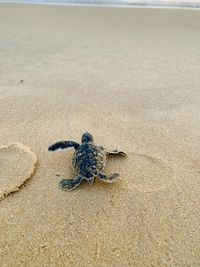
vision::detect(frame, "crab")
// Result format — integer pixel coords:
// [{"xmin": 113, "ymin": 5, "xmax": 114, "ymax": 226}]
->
[{"xmin": 48, "ymin": 132, "xmax": 126, "ymax": 191}]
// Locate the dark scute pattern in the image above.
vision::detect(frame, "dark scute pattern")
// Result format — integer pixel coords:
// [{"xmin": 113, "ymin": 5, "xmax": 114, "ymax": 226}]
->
[{"xmin": 72, "ymin": 144, "xmax": 106, "ymax": 178}]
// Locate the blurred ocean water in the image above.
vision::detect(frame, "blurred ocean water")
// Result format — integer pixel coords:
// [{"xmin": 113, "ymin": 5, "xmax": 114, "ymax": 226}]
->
[{"xmin": 0, "ymin": 0, "xmax": 200, "ymax": 8}]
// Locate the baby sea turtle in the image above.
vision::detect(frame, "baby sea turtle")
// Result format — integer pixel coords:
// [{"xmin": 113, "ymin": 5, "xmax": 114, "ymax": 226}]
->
[{"xmin": 48, "ymin": 132, "xmax": 126, "ymax": 191}]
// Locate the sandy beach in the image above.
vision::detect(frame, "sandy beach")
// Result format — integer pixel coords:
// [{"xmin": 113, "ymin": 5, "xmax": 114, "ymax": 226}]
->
[{"xmin": 0, "ymin": 3, "xmax": 200, "ymax": 266}]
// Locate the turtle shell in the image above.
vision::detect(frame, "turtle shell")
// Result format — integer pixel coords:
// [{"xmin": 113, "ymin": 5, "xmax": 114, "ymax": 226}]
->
[{"xmin": 72, "ymin": 143, "xmax": 106, "ymax": 179}]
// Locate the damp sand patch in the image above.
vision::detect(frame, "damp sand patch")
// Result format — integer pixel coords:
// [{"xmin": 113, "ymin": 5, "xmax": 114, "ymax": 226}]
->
[
  {"xmin": 0, "ymin": 143, "xmax": 37, "ymax": 200},
  {"xmin": 124, "ymin": 153, "xmax": 174, "ymax": 193},
  {"xmin": 109, "ymin": 152, "xmax": 174, "ymax": 193},
  {"xmin": 130, "ymin": 153, "xmax": 174, "ymax": 192}
]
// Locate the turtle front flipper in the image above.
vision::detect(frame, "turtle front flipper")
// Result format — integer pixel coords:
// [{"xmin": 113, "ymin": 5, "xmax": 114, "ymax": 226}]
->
[
  {"xmin": 98, "ymin": 173, "xmax": 119, "ymax": 183},
  {"xmin": 48, "ymin": 141, "xmax": 80, "ymax": 151},
  {"xmin": 100, "ymin": 147, "xmax": 126, "ymax": 156},
  {"xmin": 60, "ymin": 176, "xmax": 83, "ymax": 191}
]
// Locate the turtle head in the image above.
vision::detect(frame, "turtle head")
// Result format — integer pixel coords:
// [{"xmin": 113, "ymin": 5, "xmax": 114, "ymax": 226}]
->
[{"xmin": 81, "ymin": 132, "xmax": 94, "ymax": 144}]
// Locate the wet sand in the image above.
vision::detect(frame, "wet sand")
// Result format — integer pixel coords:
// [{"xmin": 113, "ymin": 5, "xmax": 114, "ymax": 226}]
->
[
  {"xmin": 0, "ymin": 4, "xmax": 200, "ymax": 266},
  {"xmin": 0, "ymin": 143, "xmax": 37, "ymax": 200}
]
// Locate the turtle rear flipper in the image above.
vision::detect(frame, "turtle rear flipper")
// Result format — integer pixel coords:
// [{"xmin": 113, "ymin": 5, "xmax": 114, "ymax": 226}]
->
[
  {"xmin": 98, "ymin": 173, "xmax": 119, "ymax": 183},
  {"xmin": 60, "ymin": 176, "xmax": 83, "ymax": 191}
]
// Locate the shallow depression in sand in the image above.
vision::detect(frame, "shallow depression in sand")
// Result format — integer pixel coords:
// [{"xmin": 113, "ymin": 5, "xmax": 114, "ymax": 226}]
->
[
  {"xmin": 125, "ymin": 153, "xmax": 174, "ymax": 193},
  {"xmin": 0, "ymin": 143, "xmax": 37, "ymax": 200}
]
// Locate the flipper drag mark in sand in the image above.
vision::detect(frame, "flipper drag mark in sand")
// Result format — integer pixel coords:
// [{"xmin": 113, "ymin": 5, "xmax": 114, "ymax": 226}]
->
[
  {"xmin": 48, "ymin": 132, "xmax": 126, "ymax": 191},
  {"xmin": 122, "ymin": 152, "xmax": 174, "ymax": 193},
  {"xmin": 0, "ymin": 143, "xmax": 37, "ymax": 200}
]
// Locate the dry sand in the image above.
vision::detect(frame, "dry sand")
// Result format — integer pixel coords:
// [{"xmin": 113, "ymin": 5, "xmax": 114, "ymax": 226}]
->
[{"xmin": 0, "ymin": 3, "xmax": 200, "ymax": 266}]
